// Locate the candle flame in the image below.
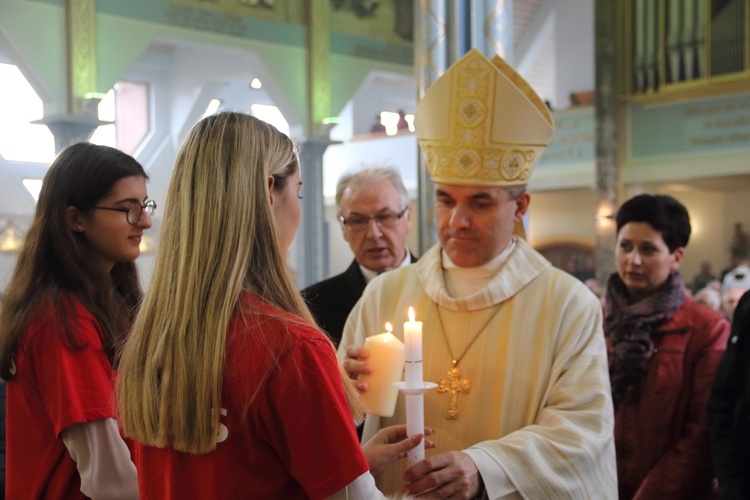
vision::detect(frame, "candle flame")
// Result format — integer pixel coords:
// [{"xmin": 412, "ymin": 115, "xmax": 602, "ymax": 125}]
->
[
  {"xmin": 385, "ymin": 322, "xmax": 392, "ymax": 333},
  {"xmin": 408, "ymin": 306, "xmax": 415, "ymax": 322}
]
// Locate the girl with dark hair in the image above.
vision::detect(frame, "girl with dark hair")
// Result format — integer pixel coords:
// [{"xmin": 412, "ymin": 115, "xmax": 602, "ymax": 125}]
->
[
  {"xmin": 0, "ymin": 142, "xmax": 154, "ymax": 499},
  {"xmin": 604, "ymin": 194, "xmax": 729, "ymax": 498}
]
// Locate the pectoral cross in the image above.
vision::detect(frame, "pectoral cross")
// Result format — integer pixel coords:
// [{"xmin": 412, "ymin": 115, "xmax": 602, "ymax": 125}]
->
[{"xmin": 437, "ymin": 360, "xmax": 471, "ymax": 419}]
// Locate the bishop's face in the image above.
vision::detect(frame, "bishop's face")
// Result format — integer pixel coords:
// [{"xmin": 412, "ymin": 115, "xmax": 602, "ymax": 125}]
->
[{"xmin": 434, "ymin": 182, "xmax": 530, "ymax": 268}]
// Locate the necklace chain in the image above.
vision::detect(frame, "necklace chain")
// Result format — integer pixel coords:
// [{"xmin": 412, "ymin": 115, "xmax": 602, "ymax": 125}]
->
[{"xmin": 434, "ymin": 303, "xmax": 498, "ymax": 367}]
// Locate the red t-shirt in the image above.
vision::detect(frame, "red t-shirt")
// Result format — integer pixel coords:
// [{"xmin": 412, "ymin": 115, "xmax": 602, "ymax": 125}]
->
[
  {"xmin": 6, "ymin": 296, "xmax": 117, "ymax": 499},
  {"xmin": 133, "ymin": 292, "xmax": 369, "ymax": 499}
]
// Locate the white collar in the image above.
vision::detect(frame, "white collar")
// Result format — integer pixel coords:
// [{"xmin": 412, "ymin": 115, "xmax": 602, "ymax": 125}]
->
[
  {"xmin": 415, "ymin": 238, "xmax": 551, "ymax": 311},
  {"xmin": 441, "ymin": 238, "xmax": 517, "ymax": 297}
]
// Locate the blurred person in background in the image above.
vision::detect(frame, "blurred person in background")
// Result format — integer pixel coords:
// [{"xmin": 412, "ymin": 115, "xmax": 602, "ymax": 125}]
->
[
  {"xmin": 722, "ymin": 286, "xmax": 749, "ymax": 322},
  {"xmin": 694, "ymin": 286, "xmax": 722, "ymax": 312}
]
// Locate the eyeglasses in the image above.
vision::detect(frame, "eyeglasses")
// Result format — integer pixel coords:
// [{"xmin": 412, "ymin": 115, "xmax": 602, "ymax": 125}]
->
[
  {"xmin": 92, "ymin": 199, "xmax": 157, "ymax": 225},
  {"xmin": 338, "ymin": 206, "xmax": 408, "ymax": 232}
]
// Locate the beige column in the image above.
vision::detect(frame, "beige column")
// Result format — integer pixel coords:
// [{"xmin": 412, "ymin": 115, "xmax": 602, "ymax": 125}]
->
[
  {"xmin": 593, "ymin": 0, "xmax": 624, "ymax": 287},
  {"xmin": 307, "ymin": 0, "xmax": 331, "ymax": 138},
  {"xmin": 414, "ymin": 0, "xmax": 448, "ymax": 255},
  {"xmin": 67, "ymin": 0, "xmax": 97, "ymax": 116},
  {"xmin": 298, "ymin": 0, "xmax": 335, "ymax": 287},
  {"xmin": 36, "ymin": 0, "xmax": 106, "ymax": 153}
]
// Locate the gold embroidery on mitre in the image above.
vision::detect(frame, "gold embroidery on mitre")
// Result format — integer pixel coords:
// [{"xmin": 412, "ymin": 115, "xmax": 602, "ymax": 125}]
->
[
  {"xmin": 415, "ymin": 49, "xmax": 555, "ymax": 188},
  {"xmin": 457, "ymin": 97, "xmax": 486, "ymax": 128},
  {"xmin": 501, "ymin": 150, "xmax": 535, "ymax": 181},
  {"xmin": 455, "ymin": 148, "xmax": 481, "ymax": 176},
  {"xmin": 422, "ymin": 143, "xmax": 535, "ymax": 184},
  {"xmin": 424, "ymin": 52, "xmax": 535, "ymax": 185}
]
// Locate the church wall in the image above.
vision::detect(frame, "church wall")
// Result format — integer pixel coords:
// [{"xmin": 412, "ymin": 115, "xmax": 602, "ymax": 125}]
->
[
  {"xmin": 651, "ymin": 187, "xmax": 729, "ymax": 287},
  {"xmin": 553, "ymin": 0, "xmax": 595, "ymax": 109},
  {"xmin": 97, "ymin": 16, "xmax": 309, "ymax": 132},
  {"xmin": 527, "ymin": 188, "xmax": 596, "ymax": 251},
  {"xmin": 523, "ymin": 184, "xmax": 741, "ymax": 288},
  {"xmin": 331, "ymin": 57, "xmax": 414, "ymax": 128}
]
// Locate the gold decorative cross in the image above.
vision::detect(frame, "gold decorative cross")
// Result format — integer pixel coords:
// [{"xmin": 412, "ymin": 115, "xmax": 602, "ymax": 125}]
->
[{"xmin": 437, "ymin": 361, "xmax": 471, "ymax": 419}]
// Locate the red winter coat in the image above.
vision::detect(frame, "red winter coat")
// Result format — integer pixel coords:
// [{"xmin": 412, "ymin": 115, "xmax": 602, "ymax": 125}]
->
[{"xmin": 607, "ymin": 298, "xmax": 729, "ymax": 499}]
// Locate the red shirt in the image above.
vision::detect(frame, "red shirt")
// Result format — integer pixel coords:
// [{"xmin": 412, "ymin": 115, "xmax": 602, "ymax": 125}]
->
[
  {"xmin": 6, "ymin": 296, "xmax": 117, "ymax": 499},
  {"xmin": 133, "ymin": 292, "xmax": 369, "ymax": 499}
]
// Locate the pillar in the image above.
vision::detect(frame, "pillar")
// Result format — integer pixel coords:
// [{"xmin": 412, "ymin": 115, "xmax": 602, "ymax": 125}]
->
[
  {"xmin": 414, "ymin": 0, "xmax": 447, "ymax": 255},
  {"xmin": 35, "ymin": 0, "xmax": 106, "ymax": 153},
  {"xmin": 594, "ymin": 0, "xmax": 621, "ymax": 287},
  {"xmin": 297, "ymin": 0, "xmax": 334, "ymax": 287},
  {"xmin": 472, "ymin": 0, "xmax": 513, "ymax": 62}
]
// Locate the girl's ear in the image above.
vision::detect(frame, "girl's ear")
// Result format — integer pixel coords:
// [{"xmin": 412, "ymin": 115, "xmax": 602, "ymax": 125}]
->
[
  {"xmin": 268, "ymin": 175, "xmax": 276, "ymax": 206},
  {"xmin": 66, "ymin": 206, "xmax": 85, "ymax": 232}
]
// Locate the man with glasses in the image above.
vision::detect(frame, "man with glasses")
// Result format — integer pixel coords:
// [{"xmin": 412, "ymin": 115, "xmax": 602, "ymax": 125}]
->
[{"xmin": 302, "ymin": 168, "xmax": 416, "ymax": 347}]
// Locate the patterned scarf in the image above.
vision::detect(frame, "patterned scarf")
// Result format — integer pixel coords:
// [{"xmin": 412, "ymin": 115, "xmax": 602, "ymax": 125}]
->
[{"xmin": 604, "ymin": 271, "xmax": 686, "ymax": 408}]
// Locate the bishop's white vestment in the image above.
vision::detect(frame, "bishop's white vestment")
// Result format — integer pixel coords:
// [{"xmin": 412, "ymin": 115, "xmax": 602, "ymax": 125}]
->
[{"xmin": 338, "ymin": 239, "xmax": 617, "ymax": 499}]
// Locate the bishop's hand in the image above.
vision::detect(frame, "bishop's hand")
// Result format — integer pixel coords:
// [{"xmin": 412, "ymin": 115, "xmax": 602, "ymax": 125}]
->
[
  {"xmin": 403, "ymin": 451, "xmax": 482, "ymax": 499},
  {"xmin": 343, "ymin": 345, "xmax": 373, "ymax": 393}
]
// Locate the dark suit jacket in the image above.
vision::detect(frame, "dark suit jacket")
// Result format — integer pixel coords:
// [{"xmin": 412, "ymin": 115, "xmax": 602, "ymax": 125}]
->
[{"xmin": 302, "ymin": 254, "xmax": 417, "ymax": 347}]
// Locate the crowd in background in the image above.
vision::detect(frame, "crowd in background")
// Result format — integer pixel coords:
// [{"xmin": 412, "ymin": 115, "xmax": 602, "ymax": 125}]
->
[{"xmin": 681, "ymin": 222, "xmax": 750, "ymax": 323}]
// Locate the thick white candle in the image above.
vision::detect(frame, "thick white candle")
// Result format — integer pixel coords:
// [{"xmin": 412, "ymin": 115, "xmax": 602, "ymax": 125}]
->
[
  {"xmin": 360, "ymin": 323, "xmax": 405, "ymax": 417},
  {"xmin": 403, "ymin": 307, "xmax": 423, "ymax": 389}
]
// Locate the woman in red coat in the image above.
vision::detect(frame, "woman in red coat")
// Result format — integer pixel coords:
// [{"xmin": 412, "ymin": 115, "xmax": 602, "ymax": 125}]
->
[{"xmin": 604, "ymin": 194, "xmax": 729, "ymax": 499}]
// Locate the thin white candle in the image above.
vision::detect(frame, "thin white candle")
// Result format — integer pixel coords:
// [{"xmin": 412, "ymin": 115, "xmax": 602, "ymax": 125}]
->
[
  {"xmin": 360, "ymin": 323, "xmax": 405, "ymax": 417},
  {"xmin": 404, "ymin": 394, "xmax": 425, "ymax": 466},
  {"xmin": 396, "ymin": 307, "xmax": 437, "ymax": 467},
  {"xmin": 403, "ymin": 306, "xmax": 423, "ymax": 389},
  {"xmin": 402, "ymin": 306, "xmax": 426, "ymax": 465}
]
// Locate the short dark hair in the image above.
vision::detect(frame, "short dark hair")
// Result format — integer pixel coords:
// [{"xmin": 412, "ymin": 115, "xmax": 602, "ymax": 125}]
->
[{"xmin": 615, "ymin": 194, "xmax": 691, "ymax": 252}]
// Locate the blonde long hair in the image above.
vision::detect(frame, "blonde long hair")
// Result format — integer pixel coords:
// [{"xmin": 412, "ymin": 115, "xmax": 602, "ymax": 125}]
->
[{"xmin": 117, "ymin": 112, "xmax": 362, "ymax": 453}]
